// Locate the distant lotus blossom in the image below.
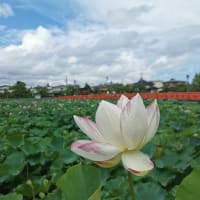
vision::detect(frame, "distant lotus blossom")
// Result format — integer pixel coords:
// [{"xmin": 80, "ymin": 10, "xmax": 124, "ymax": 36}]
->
[{"xmin": 71, "ymin": 94, "xmax": 160, "ymax": 176}]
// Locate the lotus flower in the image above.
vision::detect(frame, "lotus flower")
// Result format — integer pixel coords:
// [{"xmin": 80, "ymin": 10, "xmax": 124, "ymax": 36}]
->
[{"xmin": 71, "ymin": 94, "xmax": 160, "ymax": 176}]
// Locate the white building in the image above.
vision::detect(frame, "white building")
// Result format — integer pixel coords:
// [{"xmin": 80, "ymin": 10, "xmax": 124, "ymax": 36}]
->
[
  {"xmin": 0, "ymin": 85, "xmax": 12, "ymax": 93},
  {"xmin": 152, "ymin": 81, "xmax": 164, "ymax": 91},
  {"xmin": 51, "ymin": 85, "xmax": 66, "ymax": 94}
]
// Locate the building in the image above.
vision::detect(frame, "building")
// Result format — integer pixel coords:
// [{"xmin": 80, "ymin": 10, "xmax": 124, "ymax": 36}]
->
[
  {"xmin": 0, "ymin": 85, "xmax": 12, "ymax": 93},
  {"xmin": 164, "ymin": 78, "xmax": 186, "ymax": 89},
  {"xmin": 134, "ymin": 78, "xmax": 155, "ymax": 92},
  {"xmin": 48, "ymin": 85, "xmax": 66, "ymax": 96},
  {"xmin": 152, "ymin": 81, "xmax": 164, "ymax": 92}
]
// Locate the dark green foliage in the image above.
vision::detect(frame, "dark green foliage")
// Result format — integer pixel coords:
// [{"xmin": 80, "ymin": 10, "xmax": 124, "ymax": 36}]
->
[
  {"xmin": 0, "ymin": 98, "xmax": 199, "ymax": 199},
  {"xmin": 65, "ymin": 84, "xmax": 80, "ymax": 95},
  {"xmin": 35, "ymin": 86, "xmax": 50, "ymax": 97},
  {"xmin": 11, "ymin": 81, "xmax": 32, "ymax": 98},
  {"xmin": 191, "ymin": 72, "xmax": 200, "ymax": 91}
]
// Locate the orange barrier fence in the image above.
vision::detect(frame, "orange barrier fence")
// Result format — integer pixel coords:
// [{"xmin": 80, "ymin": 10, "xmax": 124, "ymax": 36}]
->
[{"xmin": 57, "ymin": 92, "xmax": 200, "ymax": 101}]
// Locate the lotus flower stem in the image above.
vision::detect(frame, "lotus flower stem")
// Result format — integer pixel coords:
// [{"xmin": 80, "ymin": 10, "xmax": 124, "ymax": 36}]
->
[
  {"xmin": 71, "ymin": 94, "xmax": 159, "ymax": 199},
  {"xmin": 128, "ymin": 171, "xmax": 136, "ymax": 200}
]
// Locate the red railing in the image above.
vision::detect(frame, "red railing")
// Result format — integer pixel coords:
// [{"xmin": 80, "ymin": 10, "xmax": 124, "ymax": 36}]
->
[{"xmin": 57, "ymin": 92, "xmax": 200, "ymax": 101}]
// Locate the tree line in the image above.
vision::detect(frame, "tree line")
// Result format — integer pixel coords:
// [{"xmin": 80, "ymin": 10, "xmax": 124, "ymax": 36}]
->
[{"xmin": 1, "ymin": 73, "xmax": 200, "ymax": 98}]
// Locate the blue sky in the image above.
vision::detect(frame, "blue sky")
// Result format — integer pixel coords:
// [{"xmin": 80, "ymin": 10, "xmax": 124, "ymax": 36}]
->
[{"xmin": 0, "ymin": 0, "xmax": 200, "ymax": 86}]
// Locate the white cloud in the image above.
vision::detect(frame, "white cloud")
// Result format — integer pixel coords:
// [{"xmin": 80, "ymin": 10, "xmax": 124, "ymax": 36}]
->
[
  {"xmin": 5, "ymin": 26, "xmax": 52, "ymax": 52},
  {"xmin": 75, "ymin": 0, "xmax": 200, "ymax": 32},
  {"xmin": 0, "ymin": 22, "xmax": 199, "ymax": 86},
  {"xmin": 107, "ymin": 5, "xmax": 152, "ymax": 27},
  {"xmin": 67, "ymin": 56, "xmax": 78, "ymax": 64},
  {"xmin": 150, "ymin": 55, "xmax": 189, "ymax": 70},
  {"xmin": 0, "ymin": 0, "xmax": 200, "ymax": 86},
  {"xmin": 0, "ymin": 25, "xmax": 148, "ymax": 86},
  {"xmin": 0, "ymin": 3, "xmax": 14, "ymax": 17}
]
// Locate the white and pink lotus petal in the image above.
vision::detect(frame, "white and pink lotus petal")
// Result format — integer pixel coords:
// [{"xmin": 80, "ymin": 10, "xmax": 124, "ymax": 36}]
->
[
  {"xmin": 71, "ymin": 140, "xmax": 122, "ymax": 161},
  {"xmin": 117, "ymin": 95, "xmax": 129, "ymax": 110},
  {"xmin": 143, "ymin": 99, "xmax": 160, "ymax": 145},
  {"xmin": 122, "ymin": 151, "xmax": 154, "ymax": 176},
  {"xmin": 71, "ymin": 94, "xmax": 160, "ymax": 176},
  {"xmin": 73, "ymin": 115, "xmax": 105, "ymax": 142},
  {"xmin": 121, "ymin": 94, "xmax": 148, "ymax": 150},
  {"xmin": 95, "ymin": 100, "xmax": 125, "ymax": 148},
  {"xmin": 95, "ymin": 153, "xmax": 121, "ymax": 168}
]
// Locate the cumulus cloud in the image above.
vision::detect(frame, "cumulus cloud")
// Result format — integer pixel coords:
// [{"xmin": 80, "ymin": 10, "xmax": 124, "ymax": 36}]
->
[
  {"xmin": 5, "ymin": 27, "xmax": 52, "ymax": 51},
  {"xmin": 0, "ymin": 22, "xmax": 198, "ymax": 86},
  {"xmin": 0, "ymin": 25, "xmax": 148, "ymax": 86},
  {"xmin": 0, "ymin": 3, "xmax": 14, "ymax": 17},
  {"xmin": 150, "ymin": 55, "xmax": 189, "ymax": 70},
  {"xmin": 0, "ymin": 0, "xmax": 200, "ymax": 86}
]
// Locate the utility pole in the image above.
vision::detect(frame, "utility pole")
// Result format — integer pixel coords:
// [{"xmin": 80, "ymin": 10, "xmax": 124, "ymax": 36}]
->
[
  {"xmin": 106, "ymin": 76, "xmax": 109, "ymax": 84},
  {"xmin": 65, "ymin": 76, "xmax": 68, "ymax": 85},
  {"xmin": 186, "ymin": 74, "xmax": 189, "ymax": 92}
]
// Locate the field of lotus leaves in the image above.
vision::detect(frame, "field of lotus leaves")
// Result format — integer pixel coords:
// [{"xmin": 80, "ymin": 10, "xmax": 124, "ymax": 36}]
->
[{"xmin": 0, "ymin": 97, "xmax": 200, "ymax": 200}]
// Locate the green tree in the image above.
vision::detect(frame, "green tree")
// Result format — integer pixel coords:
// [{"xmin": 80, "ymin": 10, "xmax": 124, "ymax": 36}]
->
[
  {"xmin": 83, "ymin": 83, "xmax": 92, "ymax": 93},
  {"xmin": 170, "ymin": 83, "xmax": 187, "ymax": 92},
  {"xmin": 191, "ymin": 73, "xmax": 200, "ymax": 91},
  {"xmin": 11, "ymin": 81, "xmax": 32, "ymax": 98},
  {"xmin": 65, "ymin": 84, "xmax": 80, "ymax": 95},
  {"xmin": 0, "ymin": 89, "xmax": 10, "ymax": 98},
  {"xmin": 133, "ymin": 82, "xmax": 146, "ymax": 92},
  {"xmin": 123, "ymin": 84, "xmax": 134, "ymax": 93},
  {"xmin": 107, "ymin": 83, "xmax": 125, "ymax": 93},
  {"xmin": 35, "ymin": 86, "xmax": 49, "ymax": 97}
]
